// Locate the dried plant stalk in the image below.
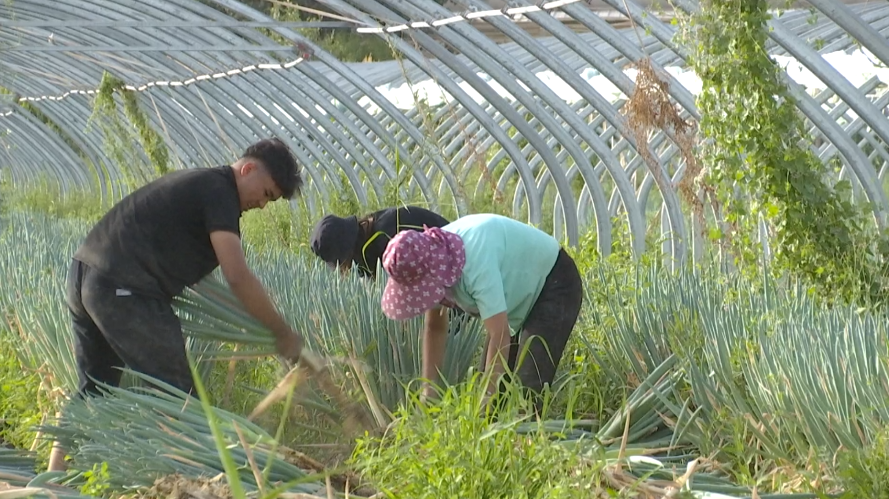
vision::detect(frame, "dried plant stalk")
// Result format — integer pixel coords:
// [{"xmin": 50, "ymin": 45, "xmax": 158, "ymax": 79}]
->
[{"xmin": 623, "ymin": 57, "xmax": 735, "ymax": 252}]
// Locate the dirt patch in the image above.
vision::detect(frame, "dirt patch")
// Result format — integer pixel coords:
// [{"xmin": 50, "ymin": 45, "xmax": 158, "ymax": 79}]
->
[
  {"xmin": 280, "ymin": 447, "xmax": 376, "ymax": 498},
  {"xmin": 136, "ymin": 463, "xmax": 376, "ymax": 499},
  {"xmin": 137, "ymin": 474, "xmax": 234, "ymax": 499}
]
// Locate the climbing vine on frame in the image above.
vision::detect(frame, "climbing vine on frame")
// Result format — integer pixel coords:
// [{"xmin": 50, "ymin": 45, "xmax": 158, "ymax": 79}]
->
[
  {"xmin": 675, "ymin": 0, "xmax": 889, "ymax": 307},
  {"xmin": 89, "ymin": 71, "xmax": 171, "ymax": 192}
]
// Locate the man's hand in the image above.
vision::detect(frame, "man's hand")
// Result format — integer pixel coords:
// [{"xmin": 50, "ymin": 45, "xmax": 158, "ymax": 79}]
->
[{"xmin": 275, "ymin": 329, "xmax": 305, "ymax": 363}]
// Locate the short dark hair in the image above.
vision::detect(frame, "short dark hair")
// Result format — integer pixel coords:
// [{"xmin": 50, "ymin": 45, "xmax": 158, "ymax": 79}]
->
[{"xmin": 241, "ymin": 137, "xmax": 302, "ymax": 199}]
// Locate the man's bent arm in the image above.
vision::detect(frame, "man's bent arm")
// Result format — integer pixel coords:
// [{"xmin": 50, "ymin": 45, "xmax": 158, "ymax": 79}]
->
[
  {"xmin": 422, "ymin": 307, "xmax": 449, "ymax": 399},
  {"xmin": 210, "ymin": 231, "xmax": 296, "ymax": 342}
]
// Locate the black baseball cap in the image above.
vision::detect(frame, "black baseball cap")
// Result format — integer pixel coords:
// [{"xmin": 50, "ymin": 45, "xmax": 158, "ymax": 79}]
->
[{"xmin": 310, "ymin": 214, "xmax": 359, "ymax": 267}]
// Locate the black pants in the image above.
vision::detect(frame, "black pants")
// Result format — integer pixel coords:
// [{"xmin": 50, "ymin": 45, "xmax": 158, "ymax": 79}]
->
[
  {"xmin": 479, "ymin": 248, "xmax": 583, "ymax": 396},
  {"xmin": 66, "ymin": 259, "xmax": 194, "ymax": 398}
]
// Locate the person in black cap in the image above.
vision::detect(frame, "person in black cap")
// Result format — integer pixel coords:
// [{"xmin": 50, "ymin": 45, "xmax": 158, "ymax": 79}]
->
[{"xmin": 310, "ymin": 205, "xmax": 450, "ymax": 279}]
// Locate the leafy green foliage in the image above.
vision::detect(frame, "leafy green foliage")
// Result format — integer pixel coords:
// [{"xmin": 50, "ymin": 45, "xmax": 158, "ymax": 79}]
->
[
  {"xmin": 175, "ymin": 251, "xmax": 486, "ymax": 419},
  {"xmin": 78, "ymin": 462, "xmax": 112, "ymax": 497},
  {"xmin": 837, "ymin": 428, "xmax": 889, "ymax": 498},
  {"xmin": 0, "ymin": 334, "xmax": 44, "ymax": 451},
  {"xmin": 352, "ymin": 374, "xmax": 601, "ymax": 499},
  {"xmin": 0, "ymin": 174, "xmax": 109, "ymax": 223},
  {"xmin": 0, "ymin": 206, "xmax": 873, "ymax": 496},
  {"xmin": 42, "ymin": 373, "xmax": 326, "ymax": 496},
  {"xmin": 0, "ymin": 447, "xmax": 39, "ymax": 475},
  {"xmin": 239, "ymin": 199, "xmax": 305, "ymax": 256},
  {"xmin": 0, "ymin": 448, "xmax": 96, "ymax": 499},
  {"xmin": 351, "ymin": 359, "xmax": 776, "ymax": 498},
  {"xmin": 0, "ymin": 212, "xmax": 87, "ymax": 398},
  {"xmin": 589, "ymin": 259, "xmax": 889, "ymax": 493},
  {"xmin": 550, "ymin": 224, "xmax": 660, "ymax": 419},
  {"xmin": 89, "ymin": 71, "xmax": 171, "ymax": 191},
  {"xmin": 5, "ymin": 165, "xmax": 884, "ymax": 497},
  {"xmin": 118, "ymin": 86, "xmax": 170, "ymax": 177},
  {"xmin": 678, "ymin": 0, "xmax": 889, "ymax": 307}
]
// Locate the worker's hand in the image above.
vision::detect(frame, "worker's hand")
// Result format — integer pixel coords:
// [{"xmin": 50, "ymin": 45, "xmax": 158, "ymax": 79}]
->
[{"xmin": 275, "ymin": 329, "xmax": 305, "ymax": 363}]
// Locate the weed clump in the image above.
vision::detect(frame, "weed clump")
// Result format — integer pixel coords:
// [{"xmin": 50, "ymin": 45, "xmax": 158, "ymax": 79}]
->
[{"xmin": 350, "ymin": 375, "xmax": 601, "ymax": 498}]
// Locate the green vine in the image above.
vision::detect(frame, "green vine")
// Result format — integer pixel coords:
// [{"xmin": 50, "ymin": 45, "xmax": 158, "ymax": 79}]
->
[
  {"xmin": 89, "ymin": 71, "xmax": 170, "ymax": 191},
  {"xmin": 120, "ymin": 88, "xmax": 169, "ymax": 177},
  {"xmin": 678, "ymin": 0, "xmax": 889, "ymax": 306}
]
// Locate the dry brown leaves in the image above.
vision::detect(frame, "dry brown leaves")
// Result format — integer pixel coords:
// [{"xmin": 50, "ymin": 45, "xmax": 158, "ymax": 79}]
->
[
  {"xmin": 247, "ymin": 357, "xmax": 376, "ymax": 438},
  {"xmin": 623, "ymin": 57, "xmax": 734, "ymax": 250},
  {"xmin": 279, "ymin": 447, "xmax": 376, "ymax": 498},
  {"xmin": 624, "ymin": 57, "xmax": 703, "ymax": 213}
]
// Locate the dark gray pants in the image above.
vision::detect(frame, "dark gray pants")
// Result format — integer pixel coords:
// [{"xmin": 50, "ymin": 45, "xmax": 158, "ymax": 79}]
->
[
  {"xmin": 479, "ymin": 248, "xmax": 583, "ymax": 397},
  {"xmin": 66, "ymin": 259, "xmax": 194, "ymax": 398}
]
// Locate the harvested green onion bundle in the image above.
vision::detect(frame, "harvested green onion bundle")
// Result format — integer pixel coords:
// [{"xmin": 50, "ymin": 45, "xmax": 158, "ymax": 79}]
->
[
  {"xmin": 38, "ymin": 373, "xmax": 347, "ymax": 497},
  {"xmin": 0, "ymin": 448, "xmax": 93, "ymax": 499},
  {"xmin": 176, "ymin": 257, "xmax": 485, "ymax": 419}
]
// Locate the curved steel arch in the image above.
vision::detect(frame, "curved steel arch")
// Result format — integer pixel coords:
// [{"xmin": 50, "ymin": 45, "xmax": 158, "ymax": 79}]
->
[
  {"xmin": 0, "ymin": 109, "xmax": 88, "ymax": 189},
  {"xmin": 1, "ymin": 0, "xmax": 887, "ymax": 265}
]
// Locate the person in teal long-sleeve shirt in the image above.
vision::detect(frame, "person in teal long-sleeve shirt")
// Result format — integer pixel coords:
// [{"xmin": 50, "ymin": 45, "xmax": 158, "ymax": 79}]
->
[{"xmin": 379, "ymin": 213, "xmax": 583, "ymax": 408}]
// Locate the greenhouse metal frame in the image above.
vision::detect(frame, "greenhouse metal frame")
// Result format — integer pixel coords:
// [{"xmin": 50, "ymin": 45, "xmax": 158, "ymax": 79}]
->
[{"xmin": 1, "ymin": 0, "xmax": 887, "ymax": 265}]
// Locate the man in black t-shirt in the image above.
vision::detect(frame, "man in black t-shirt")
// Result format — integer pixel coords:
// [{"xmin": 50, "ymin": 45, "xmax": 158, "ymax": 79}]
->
[
  {"xmin": 69, "ymin": 137, "xmax": 307, "ymax": 394},
  {"xmin": 50, "ymin": 138, "xmax": 307, "ymax": 471},
  {"xmin": 310, "ymin": 205, "xmax": 450, "ymax": 279}
]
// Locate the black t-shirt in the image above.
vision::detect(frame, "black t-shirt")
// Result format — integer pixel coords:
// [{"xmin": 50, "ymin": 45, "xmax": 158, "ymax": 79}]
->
[
  {"xmin": 353, "ymin": 206, "xmax": 450, "ymax": 277},
  {"xmin": 73, "ymin": 166, "xmax": 241, "ymax": 300}
]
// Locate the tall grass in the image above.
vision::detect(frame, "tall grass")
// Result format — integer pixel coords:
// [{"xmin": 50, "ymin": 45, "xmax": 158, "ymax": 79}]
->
[
  {"xmin": 0, "ymin": 448, "xmax": 94, "ymax": 499},
  {"xmin": 0, "ymin": 213, "xmax": 221, "ymax": 409},
  {"xmin": 0, "ymin": 175, "xmax": 110, "ymax": 224},
  {"xmin": 175, "ymin": 244, "xmax": 487, "ymax": 427},
  {"xmin": 0, "ymin": 335, "xmax": 46, "ymax": 452},
  {"xmin": 352, "ymin": 356, "xmax": 828, "ymax": 498},
  {"xmin": 40, "ymin": 371, "xmax": 330, "ymax": 496},
  {"xmin": 2, "ymin": 204, "xmax": 886, "ymax": 496},
  {"xmin": 582, "ymin": 261, "xmax": 889, "ymax": 493}
]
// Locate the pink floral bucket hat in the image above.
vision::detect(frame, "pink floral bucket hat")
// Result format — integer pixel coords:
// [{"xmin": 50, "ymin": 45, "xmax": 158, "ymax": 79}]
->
[{"xmin": 380, "ymin": 226, "xmax": 466, "ymax": 320}]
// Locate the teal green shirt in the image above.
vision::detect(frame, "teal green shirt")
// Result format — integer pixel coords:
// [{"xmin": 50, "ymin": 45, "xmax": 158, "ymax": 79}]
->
[{"xmin": 443, "ymin": 214, "xmax": 560, "ymax": 335}]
